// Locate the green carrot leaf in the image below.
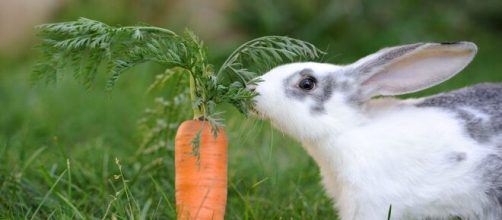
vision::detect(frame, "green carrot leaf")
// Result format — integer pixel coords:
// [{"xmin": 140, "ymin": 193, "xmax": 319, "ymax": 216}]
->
[{"xmin": 33, "ymin": 18, "xmax": 325, "ymax": 143}]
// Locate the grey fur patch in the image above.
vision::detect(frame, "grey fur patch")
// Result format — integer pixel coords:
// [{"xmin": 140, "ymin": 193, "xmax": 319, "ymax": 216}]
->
[
  {"xmin": 448, "ymin": 152, "xmax": 467, "ymax": 162},
  {"xmin": 307, "ymin": 74, "xmax": 335, "ymax": 114},
  {"xmin": 478, "ymin": 153, "xmax": 502, "ymax": 208},
  {"xmin": 416, "ymin": 83, "xmax": 502, "ymax": 143},
  {"xmin": 283, "ymin": 68, "xmax": 313, "ymax": 100},
  {"xmin": 338, "ymin": 81, "xmax": 353, "ymax": 92},
  {"xmin": 283, "ymin": 68, "xmax": 337, "ymax": 114},
  {"xmin": 456, "ymin": 109, "xmax": 493, "ymax": 143}
]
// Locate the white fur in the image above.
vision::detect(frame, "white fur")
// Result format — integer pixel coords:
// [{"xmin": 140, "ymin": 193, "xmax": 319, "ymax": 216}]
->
[{"xmin": 252, "ymin": 42, "xmax": 499, "ymax": 219}]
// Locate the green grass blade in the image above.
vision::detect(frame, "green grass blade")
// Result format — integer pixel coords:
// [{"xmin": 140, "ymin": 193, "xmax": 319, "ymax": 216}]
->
[
  {"xmin": 21, "ymin": 147, "xmax": 47, "ymax": 175},
  {"xmin": 30, "ymin": 169, "xmax": 68, "ymax": 220},
  {"xmin": 55, "ymin": 192, "xmax": 85, "ymax": 219},
  {"xmin": 387, "ymin": 204, "xmax": 392, "ymax": 220}
]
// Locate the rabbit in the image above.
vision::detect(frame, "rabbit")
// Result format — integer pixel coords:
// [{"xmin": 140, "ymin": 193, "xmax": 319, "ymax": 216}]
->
[{"xmin": 250, "ymin": 42, "xmax": 502, "ymax": 220}]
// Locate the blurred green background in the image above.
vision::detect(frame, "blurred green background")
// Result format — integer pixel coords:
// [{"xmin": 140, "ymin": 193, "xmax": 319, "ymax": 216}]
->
[{"xmin": 1, "ymin": 0, "xmax": 501, "ymax": 219}]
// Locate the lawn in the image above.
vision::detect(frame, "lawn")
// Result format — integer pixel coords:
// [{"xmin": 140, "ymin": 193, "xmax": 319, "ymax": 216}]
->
[{"xmin": 1, "ymin": 1, "xmax": 502, "ymax": 219}]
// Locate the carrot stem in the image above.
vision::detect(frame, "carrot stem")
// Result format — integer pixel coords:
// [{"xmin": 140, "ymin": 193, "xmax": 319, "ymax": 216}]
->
[{"xmin": 189, "ymin": 73, "xmax": 204, "ymax": 119}]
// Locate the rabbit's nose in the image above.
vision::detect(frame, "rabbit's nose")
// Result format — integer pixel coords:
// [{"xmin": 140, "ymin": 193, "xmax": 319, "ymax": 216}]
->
[{"xmin": 247, "ymin": 84, "xmax": 257, "ymax": 92}]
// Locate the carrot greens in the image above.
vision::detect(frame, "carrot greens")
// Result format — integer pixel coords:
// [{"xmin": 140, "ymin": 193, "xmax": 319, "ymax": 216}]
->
[{"xmin": 33, "ymin": 17, "xmax": 324, "ymax": 139}]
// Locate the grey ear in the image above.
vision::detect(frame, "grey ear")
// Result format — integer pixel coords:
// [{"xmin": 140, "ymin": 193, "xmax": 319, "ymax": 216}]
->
[{"xmin": 350, "ymin": 42, "xmax": 478, "ymax": 99}]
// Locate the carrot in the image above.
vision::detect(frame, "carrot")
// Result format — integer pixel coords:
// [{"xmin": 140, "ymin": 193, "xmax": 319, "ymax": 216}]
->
[{"xmin": 175, "ymin": 120, "xmax": 227, "ymax": 220}]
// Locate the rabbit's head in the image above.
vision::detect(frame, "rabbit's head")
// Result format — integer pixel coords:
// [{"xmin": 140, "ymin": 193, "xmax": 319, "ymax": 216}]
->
[{"xmin": 252, "ymin": 42, "xmax": 478, "ymax": 142}]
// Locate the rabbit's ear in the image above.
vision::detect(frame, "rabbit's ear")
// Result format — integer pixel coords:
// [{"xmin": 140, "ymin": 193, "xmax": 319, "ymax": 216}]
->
[{"xmin": 350, "ymin": 42, "xmax": 477, "ymax": 99}]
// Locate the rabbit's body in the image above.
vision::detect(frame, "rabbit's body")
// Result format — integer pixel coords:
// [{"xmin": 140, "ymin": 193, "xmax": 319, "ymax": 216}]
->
[
  {"xmin": 311, "ymin": 84, "xmax": 502, "ymax": 219},
  {"xmin": 252, "ymin": 42, "xmax": 502, "ymax": 219}
]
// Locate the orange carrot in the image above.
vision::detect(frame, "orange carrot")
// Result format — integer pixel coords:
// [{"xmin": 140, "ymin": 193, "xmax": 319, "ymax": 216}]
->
[{"xmin": 175, "ymin": 120, "xmax": 227, "ymax": 220}]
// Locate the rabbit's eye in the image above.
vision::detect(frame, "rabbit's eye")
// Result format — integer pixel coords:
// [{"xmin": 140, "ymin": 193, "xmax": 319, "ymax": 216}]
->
[{"xmin": 298, "ymin": 77, "xmax": 316, "ymax": 90}]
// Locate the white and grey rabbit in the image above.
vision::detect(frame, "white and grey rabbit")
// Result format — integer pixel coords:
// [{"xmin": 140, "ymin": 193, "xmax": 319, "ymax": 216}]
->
[{"xmin": 251, "ymin": 42, "xmax": 502, "ymax": 219}]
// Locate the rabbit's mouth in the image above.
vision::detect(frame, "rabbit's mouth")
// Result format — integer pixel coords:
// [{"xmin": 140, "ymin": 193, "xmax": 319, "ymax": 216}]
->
[
  {"xmin": 248, "ymin": 105, "xmax": 261, "ymax": 117},
  {"xmin": 248, "ymin": 103, "xmax": 267, "ymax": 119}
]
